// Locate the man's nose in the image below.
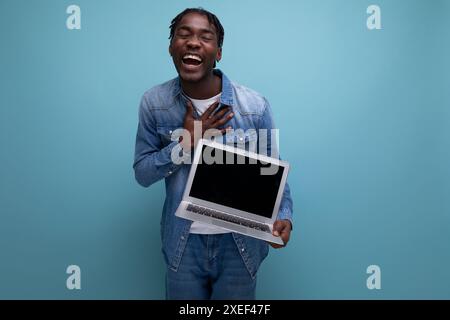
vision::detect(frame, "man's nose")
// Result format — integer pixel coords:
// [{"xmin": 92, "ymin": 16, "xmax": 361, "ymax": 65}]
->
[{"xmin": 186, "ymin": 36, "xmax": 201, "ymax": 48}]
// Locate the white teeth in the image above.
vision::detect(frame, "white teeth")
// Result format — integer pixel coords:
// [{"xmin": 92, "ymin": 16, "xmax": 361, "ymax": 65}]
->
[{"xmin": 183, "ymin": 54, "xmax": 202, "ymax": 62}]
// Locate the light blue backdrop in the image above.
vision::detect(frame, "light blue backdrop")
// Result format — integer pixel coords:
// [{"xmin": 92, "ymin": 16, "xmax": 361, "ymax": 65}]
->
[{"xmin": 0, "ymin": 0, "xmax": 449, "ymax": 299}]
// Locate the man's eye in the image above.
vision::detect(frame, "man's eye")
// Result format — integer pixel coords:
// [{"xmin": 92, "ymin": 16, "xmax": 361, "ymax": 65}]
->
[{"xmin": 202, "ymin": 37, "xmax": 213, "ymax": 41}]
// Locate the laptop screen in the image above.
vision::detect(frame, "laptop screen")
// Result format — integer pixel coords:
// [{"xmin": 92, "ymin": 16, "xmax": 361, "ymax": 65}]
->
[{"xmin": 189, "ymin": 145, "xmax": 285, "ymax": 219}]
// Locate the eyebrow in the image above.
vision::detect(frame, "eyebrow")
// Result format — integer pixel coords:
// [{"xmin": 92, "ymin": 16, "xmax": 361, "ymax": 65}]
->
[{"xmin": 176, "ymin": 25, "xmax": 215, "ymax": 35}]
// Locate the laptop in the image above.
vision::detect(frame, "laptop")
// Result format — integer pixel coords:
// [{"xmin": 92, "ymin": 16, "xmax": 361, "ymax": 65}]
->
[{"xmin": 175, "ymin": 138, "xmax": 290, "ymax": 245}]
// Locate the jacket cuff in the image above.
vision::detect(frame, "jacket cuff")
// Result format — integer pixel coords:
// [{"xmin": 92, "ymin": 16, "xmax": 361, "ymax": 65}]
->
[
  {"xmin": 276, "ymin": 207, "xmax": 293, "ymax": 229},
  {"xmin": 160, "ymin": 141, "xmax": 189, "ymax": 177}
]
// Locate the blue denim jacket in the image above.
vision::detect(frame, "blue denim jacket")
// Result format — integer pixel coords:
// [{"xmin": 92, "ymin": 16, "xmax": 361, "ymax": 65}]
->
[{"xmin": 133, "ymin": 69, "xmax": 293, "ymax": 279}]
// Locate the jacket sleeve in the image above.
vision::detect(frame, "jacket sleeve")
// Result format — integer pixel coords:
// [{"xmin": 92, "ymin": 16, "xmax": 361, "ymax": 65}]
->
[
  {"xmin": 258, "ymin": 97, "xmax": 294, "ymax": 226},
  {"xmin": 133, "ymin": 95, "xmax": 184, "ymax": 188}
]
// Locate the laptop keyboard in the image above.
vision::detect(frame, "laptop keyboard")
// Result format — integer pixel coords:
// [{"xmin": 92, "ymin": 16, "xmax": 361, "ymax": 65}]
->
[{"xmin": 186, "ymin": 204, "xmax": 271, "ymax": 233}]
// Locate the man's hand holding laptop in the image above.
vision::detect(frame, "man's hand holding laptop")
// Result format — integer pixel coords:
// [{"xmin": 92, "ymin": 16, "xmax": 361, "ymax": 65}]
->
[{"xmin": 270, "ymin": 220, "xmax": 292, "ymax": 249}]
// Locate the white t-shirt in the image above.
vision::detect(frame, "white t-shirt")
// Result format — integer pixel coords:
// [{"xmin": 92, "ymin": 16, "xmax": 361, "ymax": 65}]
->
[{"xmin": 186, "ymin": 92, "xmax": 230, "ymax": 235}]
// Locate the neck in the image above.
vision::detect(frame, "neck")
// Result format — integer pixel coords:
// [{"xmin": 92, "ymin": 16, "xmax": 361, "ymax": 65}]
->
[{"xmin": 180, "ymin": 71, "xmax": 222, "ymax": 100}]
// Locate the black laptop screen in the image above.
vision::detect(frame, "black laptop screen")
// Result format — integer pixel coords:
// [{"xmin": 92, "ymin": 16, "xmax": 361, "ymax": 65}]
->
[{"xmin": 189, "ymin": 145, "xmax": 285, "ymax": 219}]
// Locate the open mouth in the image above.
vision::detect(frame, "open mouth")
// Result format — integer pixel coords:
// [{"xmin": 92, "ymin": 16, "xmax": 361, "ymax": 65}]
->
[{"xmin": 182, "ymin": 53, "xmax": 203, "ymax": 68}]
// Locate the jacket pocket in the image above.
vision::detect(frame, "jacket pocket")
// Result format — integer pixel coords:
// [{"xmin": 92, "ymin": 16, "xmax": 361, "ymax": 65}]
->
[
  {"xmin": 156, "ymin": 125, "xmax": 182, "ymax": 146},
  {"xmin": 223, "ymin": 129, "xmax": 258, "ymax": 151}
]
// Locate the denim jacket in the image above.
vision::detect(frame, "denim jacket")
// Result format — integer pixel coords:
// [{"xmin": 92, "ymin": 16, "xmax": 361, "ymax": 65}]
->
[{"xmin": 133, "ymin": 69, "xmax": 293, "ymax": 279}]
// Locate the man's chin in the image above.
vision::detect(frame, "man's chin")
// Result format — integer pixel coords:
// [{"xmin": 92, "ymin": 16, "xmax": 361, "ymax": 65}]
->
[
  {"xmin": 176, "ymin": 63, "xmax": 214, "ymax": 83},
  {"xmin": 178, "ymin": 70, "xmax": 205, "ymax": 83}
]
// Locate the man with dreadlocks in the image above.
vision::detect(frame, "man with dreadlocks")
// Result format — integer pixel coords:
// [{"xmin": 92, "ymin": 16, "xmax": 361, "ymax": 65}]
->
[{"xmin": 133, "ymin": 8, "xmax": 293, "ymax": 300}]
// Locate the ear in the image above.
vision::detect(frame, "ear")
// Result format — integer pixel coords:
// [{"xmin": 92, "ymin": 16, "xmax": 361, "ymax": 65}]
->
[
  {"xmin": 169, "ymin": 44, "xmax": 173, "ymax": 57},
  {"xmin": 216, "ymin": 47, "xmax": 222, "ymax": 63}
]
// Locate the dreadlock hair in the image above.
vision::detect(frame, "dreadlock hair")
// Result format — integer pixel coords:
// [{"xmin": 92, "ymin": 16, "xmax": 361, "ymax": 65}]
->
[{"xmin": 169, "ymin": 8, "xmax": 225, "ymax": 68}]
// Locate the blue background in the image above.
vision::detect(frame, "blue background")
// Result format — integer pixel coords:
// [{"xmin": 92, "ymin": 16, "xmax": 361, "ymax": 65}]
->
[{"xmin": 0, "ymin": 0, "xmax": 449, "ymax": 299}]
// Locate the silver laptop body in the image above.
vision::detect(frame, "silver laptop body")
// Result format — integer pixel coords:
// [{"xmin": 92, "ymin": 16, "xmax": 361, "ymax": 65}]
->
[{"xmin": 175, "ymin": 138, "xmax": 290, "ymax": 245}]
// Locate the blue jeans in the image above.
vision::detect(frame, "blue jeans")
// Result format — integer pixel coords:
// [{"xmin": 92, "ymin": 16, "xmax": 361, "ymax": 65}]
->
[{"xmin": 165, "ymin": 233, "xmax": 257, "ymax": 300}]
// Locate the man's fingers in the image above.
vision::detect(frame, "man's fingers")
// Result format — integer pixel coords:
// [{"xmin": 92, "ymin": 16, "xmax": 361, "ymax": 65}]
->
[
  {"xmin": 270, "ymin": 220, "xmax": 292, "ymax": 249},
  {"xmin": 220, "ymin": 126, "xmax": 233, "ymax": 135},
  {"xmin": 202, "ymin": 101, "xmax": 220, "ymax": 120},
  {"xmin": 269, "ymin": 242, "xmax": 284, "ymax": 249},
  {"xmin": 186, "ymin": 100, "xmax": 194, "ymax": 110},
  {"xmin": 204, "ymin": 126, "xmax": 233, "ymax": 140},
  {"xmin": 210, "ymin": 106, "xmax": 231, "ymax": 122},
  {"xmin": 213, "ymin": 111, "xmax": 234, "ymax": 127},
  {"xmin": 273, "ymin": 220, "xmax": 291, "ymax": 237},
  {"xmin": 185, "ymin": 100, "xmax": 195, "ymax": 118},
  {"xmin": 272, "ymin": 221, "xmax": 283, "ymax": 236}
]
